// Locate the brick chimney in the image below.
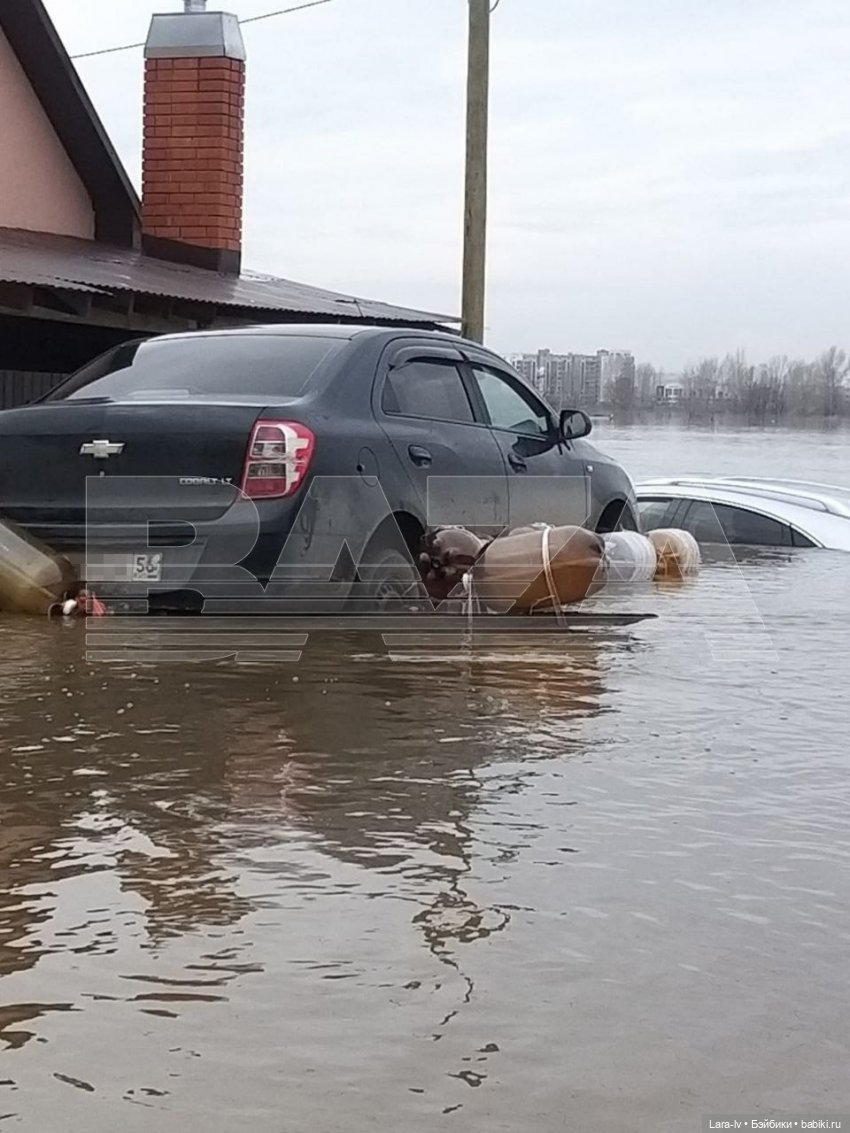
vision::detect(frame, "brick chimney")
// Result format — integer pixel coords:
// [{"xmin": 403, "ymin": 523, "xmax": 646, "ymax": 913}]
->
[{"xmin": 142, "ymin": 2, "xmax": 246, "ymax": 273}]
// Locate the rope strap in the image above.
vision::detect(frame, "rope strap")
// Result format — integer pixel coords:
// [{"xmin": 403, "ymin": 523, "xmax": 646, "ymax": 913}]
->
[{"xmin": 541, "ymin": 525, "xmax": 559, "ymax": 609}]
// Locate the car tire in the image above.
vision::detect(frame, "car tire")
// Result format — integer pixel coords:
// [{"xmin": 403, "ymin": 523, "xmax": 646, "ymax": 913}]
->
[{"xmin": 347, "ymin": 544, "xmax": 427, "ymax": 614}]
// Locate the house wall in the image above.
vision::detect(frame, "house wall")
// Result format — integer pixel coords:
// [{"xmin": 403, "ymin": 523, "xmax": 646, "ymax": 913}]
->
[{"xmin": 0, "ymin": 28, "xmax": 95, "ymax": 239}]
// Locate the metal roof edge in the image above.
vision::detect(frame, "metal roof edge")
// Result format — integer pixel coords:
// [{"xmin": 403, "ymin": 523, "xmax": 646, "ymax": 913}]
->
[{"xmin": 0, "ymin": 227, "xmax": 460, "ymax": 328}]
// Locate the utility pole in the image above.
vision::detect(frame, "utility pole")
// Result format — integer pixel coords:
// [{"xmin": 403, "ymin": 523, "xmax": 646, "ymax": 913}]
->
[{"xmin": 462, "ymin": 0, "xmax": 491, "ymax": 343}]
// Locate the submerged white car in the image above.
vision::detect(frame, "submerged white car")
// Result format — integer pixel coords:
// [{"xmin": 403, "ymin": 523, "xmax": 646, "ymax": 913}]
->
[{"xmin": 636, "ymin": 477, "xmax": 850, "ymax": 552}]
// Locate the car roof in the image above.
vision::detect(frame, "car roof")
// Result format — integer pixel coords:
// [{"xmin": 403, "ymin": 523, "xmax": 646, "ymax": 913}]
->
[
  {"xmin": 636, "ymin": 477, "xmax": 850, "ymax": 550},
  {"xmin": 135, "ymin": 324, "xmax": 521, "ymax": 375},
  {"xmin": 638, "ymin": 477, "xmax": 850, "ymax": 518},
  {"xmin": 150, "ymin": 324, "xmax": 468, "ymax": 345}
]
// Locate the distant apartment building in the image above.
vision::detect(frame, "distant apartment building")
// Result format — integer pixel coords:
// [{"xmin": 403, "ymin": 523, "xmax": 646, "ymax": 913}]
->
[
  {"xmin": 507, "ymin": 348, "xmax": 633, "ymax": 409},
  {"xmin": 509, "ymin": 352, "xmax": 541, "ymax": 390}
]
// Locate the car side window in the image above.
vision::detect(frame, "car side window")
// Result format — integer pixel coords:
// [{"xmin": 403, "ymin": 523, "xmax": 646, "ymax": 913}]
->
[
  {"xmin": 382, "ymin": 360, "xmax": 475, "ymax": 424},
  {"xmin": 638, "ymin": 498, "xmax": 674, "ymax": 531},
  {"xmin": 684, "ymin": 501, "xmax": 792, "ymax": 546},
  {"xmin": 470, "ymin": 367, "xmax": 550, "ymax": 437},
  {"xmin": 791, "ymin": 528, "xmax": 816, "ymax": 548}
]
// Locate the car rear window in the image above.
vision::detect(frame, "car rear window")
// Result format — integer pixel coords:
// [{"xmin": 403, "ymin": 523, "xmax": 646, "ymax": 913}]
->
[
  {"xmin": 791, "ymin": 528, "xmax": 817, "ymax": 548},
  {"xmin": 47, "ymin": 335, "xmax": 346, "ymax": 402}
]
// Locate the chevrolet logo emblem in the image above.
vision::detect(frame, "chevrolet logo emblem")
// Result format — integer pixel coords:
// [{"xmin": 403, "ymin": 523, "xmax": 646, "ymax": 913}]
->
[{"xmin": 79, "ymin": 439, "xmax": 125, "ymax": 459}]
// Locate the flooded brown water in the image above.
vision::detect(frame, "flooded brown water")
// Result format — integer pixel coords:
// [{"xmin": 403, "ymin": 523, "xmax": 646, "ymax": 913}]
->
[{"xmin": 0, "ymin": 428, "xmax": 848, "ymax": 1132}]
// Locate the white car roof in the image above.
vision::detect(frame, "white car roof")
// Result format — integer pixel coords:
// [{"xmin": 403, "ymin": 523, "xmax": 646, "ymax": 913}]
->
[{"xmin": 636, "ymin": 477, "xmax": 850, "ymax": 551}]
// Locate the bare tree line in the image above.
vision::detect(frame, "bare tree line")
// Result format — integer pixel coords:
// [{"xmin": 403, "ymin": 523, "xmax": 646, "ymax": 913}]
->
[{"xmin": 623, "ymin": 348, "xmax": 849, "ymax": 423}]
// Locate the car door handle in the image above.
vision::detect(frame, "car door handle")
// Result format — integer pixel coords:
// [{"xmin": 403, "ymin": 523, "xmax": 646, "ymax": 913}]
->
[
  {"xmin": 408, "ymin": 445, "xmax": 433, "ymax": 467},
  {"xmin": 508, "ymin": 453, "xmax": 528, "ymax": 473}
]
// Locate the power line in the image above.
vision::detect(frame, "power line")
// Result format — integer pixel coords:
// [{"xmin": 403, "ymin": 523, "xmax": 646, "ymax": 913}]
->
[
  {"xmin": 240, "ymin": 0, "xmax": 334, "ymax": 24},
  {"xmin": 70, "ymin": 0, "xmax": 337, "ymax": 61},
  {"xmin": 70, "ymin": 39, "xmax": 144, "ymax": 60}
]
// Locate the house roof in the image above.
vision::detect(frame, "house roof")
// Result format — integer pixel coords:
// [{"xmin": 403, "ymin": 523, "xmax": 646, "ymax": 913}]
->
[
  {"xmin": 0, "ymin": 1, "xmax": 457, "ymax": 329},
  {"xmin": 0, "ymin": 227, "xmax": 457, "ymax": 328},
  {"xmin": 0, "ymin": 0, "xmax": 140, "ymax": 246}
]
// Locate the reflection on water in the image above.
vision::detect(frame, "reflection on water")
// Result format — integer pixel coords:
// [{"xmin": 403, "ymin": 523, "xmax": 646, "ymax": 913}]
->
[
  {"xmin": 0, "ymin": 619, "xmax": 620, "ymax": 1129},
  {"xmin": 0, "ymin": 626, "xmax": 607, "ymax": 951},
  {"xmin": 0, "ymin": 429, "xmax": 848, "ymax": 1132}
]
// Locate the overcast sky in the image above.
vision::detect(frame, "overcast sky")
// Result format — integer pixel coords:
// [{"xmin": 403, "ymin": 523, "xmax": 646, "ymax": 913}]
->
[{"xmin": 47, "ymin": 0, "xmax": 850, "ymax": 369}]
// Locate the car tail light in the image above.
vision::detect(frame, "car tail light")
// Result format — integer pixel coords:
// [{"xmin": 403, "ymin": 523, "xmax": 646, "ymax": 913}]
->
[{"xmin": 241, "ymin": 420, "xmax": 316, "ymax": 499}]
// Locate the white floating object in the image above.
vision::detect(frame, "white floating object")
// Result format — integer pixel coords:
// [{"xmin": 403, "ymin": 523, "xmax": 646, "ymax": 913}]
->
[
  {"xmin": 648, "ymin": 529, "xmax": 701, "ymax": 578},
  {"xmin": 602, "ymin": 531, "xmax": 659, "ymax": 583}
]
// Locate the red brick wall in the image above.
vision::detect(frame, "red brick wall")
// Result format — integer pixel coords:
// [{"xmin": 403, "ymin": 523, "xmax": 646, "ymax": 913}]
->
[{"xmin": 142, "ymin": 56, "xmax": 245, "ymax": 254}]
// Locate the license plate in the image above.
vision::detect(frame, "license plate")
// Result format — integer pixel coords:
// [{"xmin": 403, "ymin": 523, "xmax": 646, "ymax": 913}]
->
[
  {"xmin": 85, "ymin": 552, "xmax": 164, "ymax": 584},
  {"xmin": 131, "ymin": 553, "xmax": 163, "ymax": 583}
]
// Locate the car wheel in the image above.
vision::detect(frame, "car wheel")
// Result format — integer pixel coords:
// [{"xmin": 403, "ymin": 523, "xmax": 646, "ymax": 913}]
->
[{"xmin": 348, "ymin": 544, "xmax": 427, "ymax": 614}]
